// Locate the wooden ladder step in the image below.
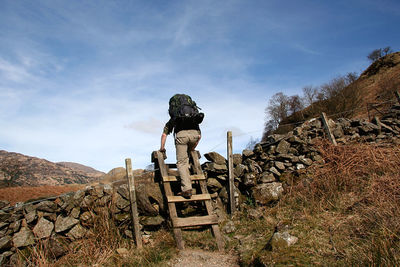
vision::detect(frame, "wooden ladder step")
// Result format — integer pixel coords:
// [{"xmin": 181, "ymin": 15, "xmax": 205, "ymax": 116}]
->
[
  {"xmin": 167, "ymin": 193, "xmax": 211, "ymax": 203},
  {"xmin": 168, "ymin": 169, "xmax": 179, "ymax": 176},
  {"xmin": 172, "ymin": 215, "xmax": 218, "ymax": 228},
  {"xmin": 163, "ymin": 174, "xmax": 206, "ymax": 182},
  {"xmin": 167, "ymin": 163, "xmax": 177, "ymax": 168}
]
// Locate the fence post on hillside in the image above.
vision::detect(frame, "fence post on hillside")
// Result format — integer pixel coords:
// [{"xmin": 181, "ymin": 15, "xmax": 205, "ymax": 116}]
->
[
  {"xmin": 125, "ymin": 158, "xmax": 142, "ymax": 248},
  {"xmin": 373, "ymin": 116, "xmax": 382, "ymax": 135},
  {"xmin": 227, "ymin": 131, "xmax": 235, "ymax": 215},
  {"xmin": 320, "ymin": 112, "xmax": 337, "ymax": 146},
  {"xmin": 395, "ymin": 91, "xmax": 400, "ymax": 104}
]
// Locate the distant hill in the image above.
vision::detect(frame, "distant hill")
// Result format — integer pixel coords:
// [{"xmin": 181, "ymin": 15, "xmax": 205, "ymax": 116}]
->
[
  {"xmin": 0, "ymin": 150, "xmax": 104, "ymax": 187},
  {"xmin": 56, "ymin": 162, "xmax": 104, "ymax": 178},
  {"xmin": 96, "ymin": 167, "xmax": 145, "ymax": 185}
]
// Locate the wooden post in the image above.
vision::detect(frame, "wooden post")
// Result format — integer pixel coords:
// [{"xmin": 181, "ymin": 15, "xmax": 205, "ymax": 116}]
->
[
  {"xmin": 373, "ymin": 116, "xmax": 382, "ymax": 135},
  {"xmin": 227, "ymin": 131, "xmax": 235, "ymax": 215},
  {"xmin": 395, "ymin": 91, "xmax": 400, "ymax": 104},
  {"xmin": 320, "ymin": 112, "xmax": 337, "ymax": 146},
  {"xmin": 125, "ymin": 158, "xmax": 142, "ymax": 248}
]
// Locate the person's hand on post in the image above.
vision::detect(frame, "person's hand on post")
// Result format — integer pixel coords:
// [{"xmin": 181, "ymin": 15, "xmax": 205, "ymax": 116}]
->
[{"xmin": 159, "ymin": 148, "xmax": 167, "ymax": 159}]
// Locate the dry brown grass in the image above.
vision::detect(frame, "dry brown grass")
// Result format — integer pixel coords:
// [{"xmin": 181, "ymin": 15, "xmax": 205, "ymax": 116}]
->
[
  {"xmin": 25, "ymin": 201, "xmax": 176, "ymax": 266},
  {"xmin": 280, "ymin": 141, "xmax": 400, "ymax": 265},
  {"xmin": 0, "ymin": 185, "xmax": 84, "ymax": 205},
  {"xmin": 237, "ymin": 141, "xmax": 400, "ymax": 265}
]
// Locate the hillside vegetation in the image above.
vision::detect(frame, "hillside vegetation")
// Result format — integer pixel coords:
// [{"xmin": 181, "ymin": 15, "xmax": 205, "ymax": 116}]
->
[
  {"xmin": 264, "ymin": 51, "xmax": 400, "ymax": 137},
  {"xmin": 232, "ymin": 141, "xmax": 400, "ymax": 265}
]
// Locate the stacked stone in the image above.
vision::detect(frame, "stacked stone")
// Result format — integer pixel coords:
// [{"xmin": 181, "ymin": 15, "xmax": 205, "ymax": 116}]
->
[
  {"xmin": 0, "ymin": 181, "xmax": 164, "ymax": 265},
  {"xmin": 201, "ymin": 152, "xmax": 241, "ymax": 208},
  {"xmin": 327, "ymin": 105, "xmax": 400, "ymax": 144},
  {"xmin": 240, "ymin": 134, "xmax": 321, "ymax": 205},
  {"xmin": 202, "ymin": 104, "xmax": 400, "ymax": 206}
]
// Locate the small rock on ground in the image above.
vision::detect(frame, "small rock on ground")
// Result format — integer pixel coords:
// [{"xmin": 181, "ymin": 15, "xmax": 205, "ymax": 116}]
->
[{"xmin": 167, "ymin": 249, "xmax": 239, "ymax": 267}]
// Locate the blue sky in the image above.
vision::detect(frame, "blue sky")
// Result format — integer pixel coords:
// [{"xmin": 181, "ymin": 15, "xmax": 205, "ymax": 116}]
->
[{"xmin": 0, "ymin": 0, "xmax": 399, "ymax": 172}]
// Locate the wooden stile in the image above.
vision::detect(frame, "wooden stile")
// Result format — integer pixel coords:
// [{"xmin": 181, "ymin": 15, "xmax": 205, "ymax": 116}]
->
[
  {"xmin": 167, "ymin": 194, "xmax": 211, "ymax": 203},
  {"xmin": 152, "ymin": 150, "xmax": 224, "ymax": 251}
]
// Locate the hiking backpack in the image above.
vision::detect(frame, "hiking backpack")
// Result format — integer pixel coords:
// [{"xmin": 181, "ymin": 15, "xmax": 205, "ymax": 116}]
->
[{"xmin": 168, "ymin": 94, "xmax": 204, "ymax": 124}]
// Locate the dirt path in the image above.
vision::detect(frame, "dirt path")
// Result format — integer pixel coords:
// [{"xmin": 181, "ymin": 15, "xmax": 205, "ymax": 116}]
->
[{"xmin": 167, "ymin": 249, "xmax": 239, "ymax": 267}]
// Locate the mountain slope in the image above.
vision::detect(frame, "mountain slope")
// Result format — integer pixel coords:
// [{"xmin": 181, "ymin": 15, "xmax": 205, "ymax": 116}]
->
[
  {"xmin": 56, "ymin": 162, "xmax": 104, "ymax": 178},
  {"xmin": 0, "ymin": 150, "xmax": 104, "ymax": 187}
]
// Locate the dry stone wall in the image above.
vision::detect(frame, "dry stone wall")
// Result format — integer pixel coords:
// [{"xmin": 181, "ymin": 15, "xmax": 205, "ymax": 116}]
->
[
  {"xmin": 201, "ymin": 104, "xmax": 400, "ymax": 206},
  {"xmin": 0, "ymin": 173, "xmax": 165, "ymax": 265}
]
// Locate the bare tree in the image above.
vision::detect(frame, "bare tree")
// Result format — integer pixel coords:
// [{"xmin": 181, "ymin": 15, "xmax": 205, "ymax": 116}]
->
[
  {"xmin": 320, "ymin": 72, "xmax": 358, "ymax": 100},
  {"xmin": 302, "ymin": 85, "xmax": 318, "ymax": 107},
  {"xmin": 245, "ymin": 136, "xmax": 260, "ymax": 150},
  {"xmin": 262, "ymin": 119, "xmax": 278, "ymax": 141},
  {"xmin": 368, "ymin": 49, "xmax": 382, "ymax": 62},
  {"xmin": 367, "ymin": 47, "xmax": 393, "ymax": 62},
  {"xmin": 382, "ymin": 46, "xmax": 392, "ymax": 55},
  {"xmin": 346, "ymin": 72, "xmax": 358, "ymax": 84},
  {"xmin": 288, "ymin": 95, "xmax": 304, "ymax": 115},
  {"xmin": 266, "ymin": 92, "xmax": 290, "ymax": 126},
  {"xmin": 320, "ymin": 76, "xmax": 347, "ymax": 99}
]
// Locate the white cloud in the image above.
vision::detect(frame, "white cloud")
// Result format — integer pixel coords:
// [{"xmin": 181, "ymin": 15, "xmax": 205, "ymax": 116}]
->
[
  {"xmin": 0, "ymin": 58, "xmax": 34, "ymax": 82},
  {"xmin": 125, "ymin": 118, "xmax": 164, "ymax": 134},
  {"xmin": 1, "ymin": 0, "xmax": 397, "ymax": 173}
]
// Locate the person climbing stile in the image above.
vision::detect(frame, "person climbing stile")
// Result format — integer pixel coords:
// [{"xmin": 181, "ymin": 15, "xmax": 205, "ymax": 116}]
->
[{"xmin": 160, "ymin": 94, "xmax": 204, "ymax": 199}]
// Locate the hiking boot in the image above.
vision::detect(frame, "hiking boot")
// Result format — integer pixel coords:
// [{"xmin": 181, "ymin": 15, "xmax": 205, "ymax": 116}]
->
[{"xmin": 181, "ymin": 190, "xmax": 192, "ymax": 199}]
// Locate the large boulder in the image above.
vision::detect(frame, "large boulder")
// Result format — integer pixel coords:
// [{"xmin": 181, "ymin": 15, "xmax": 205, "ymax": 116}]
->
[
  {"xmin": 203, "ymin": 162, "xmax": 228, "ymax": 173},
  {"xmin": 35, "ymin": 201, "xmax": 58, "ymax": 213},
  {"xmin": 115, "ymin": 172, "xmax": 164, "ymax": 216},
  {"xmin": 0, "ymin": 235, "xmax": 12, "ymax": 250},
  {"xmin": 243, "ymin": 173, "xmax": 257, "ymax": 187},
  {"xmin": 54, "ymin": 215, "xmax": 79, "ymax": 233},
  {"xmin": 207, "ymin": 178, "xmax": 223, "ymax": 193},
  {"xmin": 204, "ymin": 152, "xmax": 226, "ymax": 165},
  {"xmin": 270, "ymin": 231, "xmax": 298, "ymax": 250},
  {"xmin": 13, "ymin": 227, "xmax": 35, "ymax": 247},
  {"xmin": 234, "ymin": 164, "xmax": 247, "ymax": 178},
  {"xmin": 100, "ymin": 167, "xmax": 142, "ymax": 184},
  {"xmin": 67, "ymin": 224, "xmax": 87, "ymax": 240},
  {"xmin": 140, "ymin": 215, "xmax": 164, "ymax": 227},
  {"xmin": 33, "ymin": 217, "xmax": 54, "ymax": 239},
  {"xmin": 259, "ymin": 172, "xmax": 276, "ymax": 183},
  {"xmin": 276, "ymin": 140, "xmax": 291, "ymax": 154},
  {"xmin": 252, "ymin": 182, "xmax": 284, "ymax": 204},
  {"xmin": 232, "ymin": 154, "xmax": 243, "ymax": 165}
]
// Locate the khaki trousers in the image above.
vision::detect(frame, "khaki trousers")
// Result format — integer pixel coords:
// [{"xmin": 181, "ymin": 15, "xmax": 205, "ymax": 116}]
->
[{"xmin": 175, "ymin": 129, "xmax": 201, "ymax": 192}]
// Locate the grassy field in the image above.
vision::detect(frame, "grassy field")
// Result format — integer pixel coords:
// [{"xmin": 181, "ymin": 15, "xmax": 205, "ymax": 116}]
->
[{"xmin": 0, "ymin": 184, "xmax": 84, "ymax": 205}]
